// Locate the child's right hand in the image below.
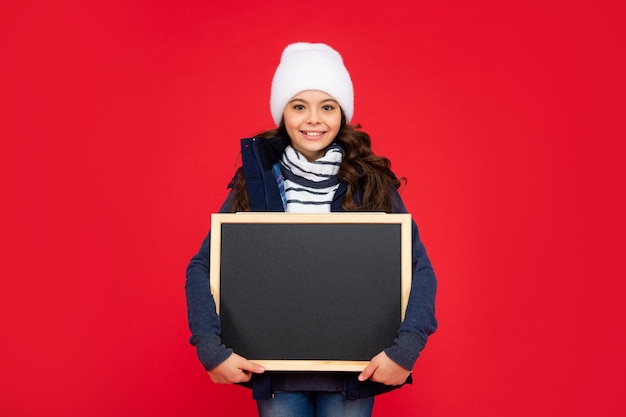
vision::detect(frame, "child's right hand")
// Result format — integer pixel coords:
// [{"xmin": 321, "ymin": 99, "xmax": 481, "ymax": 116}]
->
[{"xmin": 207, "ymin": 352, "xmax": 265, "ymax": 384}]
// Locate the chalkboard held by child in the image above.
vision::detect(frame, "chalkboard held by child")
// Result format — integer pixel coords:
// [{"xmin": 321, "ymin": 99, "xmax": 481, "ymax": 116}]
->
[{"xmin": 185, "ymin": 42, "xmax": 438, "ymax": 417}]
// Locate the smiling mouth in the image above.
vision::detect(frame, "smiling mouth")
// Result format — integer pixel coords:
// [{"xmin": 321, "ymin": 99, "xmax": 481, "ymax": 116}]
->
[{"xmin": 300, "ymin": 131, "xmax": 325, "ymax": 137}]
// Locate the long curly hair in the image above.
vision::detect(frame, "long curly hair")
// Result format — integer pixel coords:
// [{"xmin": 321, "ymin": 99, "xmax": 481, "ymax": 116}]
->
[{"xmin": 229, "ymin": 117, "xmax": 404, "ymax": 212}]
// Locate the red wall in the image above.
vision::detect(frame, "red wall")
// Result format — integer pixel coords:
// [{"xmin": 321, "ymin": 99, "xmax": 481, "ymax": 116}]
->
[{"xmin": 1, "ymin": 1, "xmax": 624, "ymax": 416}]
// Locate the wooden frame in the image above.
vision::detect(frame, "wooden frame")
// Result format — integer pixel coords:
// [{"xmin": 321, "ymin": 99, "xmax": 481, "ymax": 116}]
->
[{"xmin": 210, "ymin": 212, "xmax": 412, "ymax": 372}]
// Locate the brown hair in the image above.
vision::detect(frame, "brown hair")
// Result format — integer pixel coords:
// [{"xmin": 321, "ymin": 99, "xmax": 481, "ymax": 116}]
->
[{"xmin": 229, "ymin": 118, "xmax": 404, "ymax": 212}]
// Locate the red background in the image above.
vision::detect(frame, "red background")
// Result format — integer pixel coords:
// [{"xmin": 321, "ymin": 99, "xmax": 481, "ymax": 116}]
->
[{"xmin": 1, "ymin": 1, "xmax": 624, "ymax": 416}]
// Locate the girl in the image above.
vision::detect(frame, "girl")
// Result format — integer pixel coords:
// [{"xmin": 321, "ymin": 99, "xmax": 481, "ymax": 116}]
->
[{"xmin": 185, "ymin": 42, "xmax": 437, "ymax": 417}]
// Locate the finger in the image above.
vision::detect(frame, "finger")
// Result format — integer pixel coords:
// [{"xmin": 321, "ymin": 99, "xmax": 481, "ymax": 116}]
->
[
  {"xmin": 235, "ymin": 370, "xmax": 254, "ymax": 383},
  {"xmin": 358, "ymin": 362, "xmax": 376, "ymax": 382},
  {"xmin": 239, "ymin": 360, "xmax": 265, "ymax": 374}
]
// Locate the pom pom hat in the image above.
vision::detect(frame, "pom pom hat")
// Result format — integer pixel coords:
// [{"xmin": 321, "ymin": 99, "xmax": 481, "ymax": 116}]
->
[{"xmin": 270, "ymin": 42, "xmax": 354, "ymax": 126}]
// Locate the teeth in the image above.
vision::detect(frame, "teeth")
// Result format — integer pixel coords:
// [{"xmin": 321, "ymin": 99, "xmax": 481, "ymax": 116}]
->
[{"xmin": 303, "ymin": 131, "xmax": 323, "ymax": 137}]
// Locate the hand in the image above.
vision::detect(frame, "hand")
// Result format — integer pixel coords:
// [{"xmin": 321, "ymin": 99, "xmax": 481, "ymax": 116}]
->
[
  {"xmin": 358, "ymin": 351, "xmax": 411, "ymax": 386},
  {"xmin": 207, "ymin": 353, "xmax": 265, "ymax": 384}
]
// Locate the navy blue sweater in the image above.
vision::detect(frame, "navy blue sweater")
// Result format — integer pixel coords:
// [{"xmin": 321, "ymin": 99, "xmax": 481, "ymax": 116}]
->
[{"xmin": 185, "ymin": 136, "xmax": 437, "ymax": 399}]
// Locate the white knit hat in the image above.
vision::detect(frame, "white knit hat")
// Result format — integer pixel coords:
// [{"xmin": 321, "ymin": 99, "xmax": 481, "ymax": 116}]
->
[{"xmin": 270, "ymin": 42, "xmax": 354, "ymax": 126}]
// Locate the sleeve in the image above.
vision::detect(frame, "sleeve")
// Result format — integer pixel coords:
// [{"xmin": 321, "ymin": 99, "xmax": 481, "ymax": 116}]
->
[
  {"xmin": 184, "ymin": 189, "xmax": 239, "ymax": 371},
  {"xmin": 383, "ymin": 195, "xmax": 438, "ymax": 371}
]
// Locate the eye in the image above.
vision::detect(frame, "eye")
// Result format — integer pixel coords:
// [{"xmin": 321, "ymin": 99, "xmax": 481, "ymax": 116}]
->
[
  {"xmin": 292, "ymin": 104, "xmax": 305, "ymax": 111},
  {"xmin": 322, "ymin": 104, "xmax": 335, "ymax": 111}
]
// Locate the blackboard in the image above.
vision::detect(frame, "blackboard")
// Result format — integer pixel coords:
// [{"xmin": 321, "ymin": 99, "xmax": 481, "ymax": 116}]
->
[{"xmin": 210, "ymin": 213, "xmax": 412, "ymax": 371}]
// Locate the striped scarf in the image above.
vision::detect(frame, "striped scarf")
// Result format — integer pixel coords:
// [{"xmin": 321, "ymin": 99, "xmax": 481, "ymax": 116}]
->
[{"xmin": 279, "ymin": 144, "xmax": 343, "ymax": 213}]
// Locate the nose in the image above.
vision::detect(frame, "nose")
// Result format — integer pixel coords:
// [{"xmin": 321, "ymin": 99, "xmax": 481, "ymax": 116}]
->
[{"xmin": 307, "ymin": 109, "xmax": 321, "ymax": 124}]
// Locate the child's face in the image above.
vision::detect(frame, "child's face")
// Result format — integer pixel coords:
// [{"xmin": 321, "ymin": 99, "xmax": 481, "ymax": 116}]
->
[{"xmin": 282, "ymin": 90, "xmax": 342, "ymax": 161}]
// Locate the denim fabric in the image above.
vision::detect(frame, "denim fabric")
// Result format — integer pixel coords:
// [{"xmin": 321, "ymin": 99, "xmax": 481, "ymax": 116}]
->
[{"xmin": 257, "ymin": 392, "xmax": 374, "ymax": 417}]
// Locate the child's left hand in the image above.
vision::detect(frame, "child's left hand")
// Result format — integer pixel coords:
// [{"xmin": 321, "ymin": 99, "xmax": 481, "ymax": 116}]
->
[{"xmin": 357, "ymin": 351, "xmax": 411, "ymax": 386}]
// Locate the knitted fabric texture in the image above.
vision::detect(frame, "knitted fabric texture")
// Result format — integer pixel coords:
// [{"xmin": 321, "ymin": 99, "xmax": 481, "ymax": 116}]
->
[
  {"xmin": 279, "ymin": 144, "xmax": 343, "ymax": 213},
  {"xmin": 270, "ymin": 42, "xmax": 354, "ymax": 125}
]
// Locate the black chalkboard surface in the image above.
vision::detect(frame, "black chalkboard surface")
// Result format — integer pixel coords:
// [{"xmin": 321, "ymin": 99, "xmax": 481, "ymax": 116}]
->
[{"xmin": 210, "ymin": 213, "xmax": 412, "ymax": 371}]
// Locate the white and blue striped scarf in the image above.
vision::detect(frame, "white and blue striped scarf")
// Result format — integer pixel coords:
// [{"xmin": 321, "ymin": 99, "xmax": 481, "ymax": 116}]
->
[{"xmin": 279, "ymin": 144, "xmax": 343, "ymax": 213}]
